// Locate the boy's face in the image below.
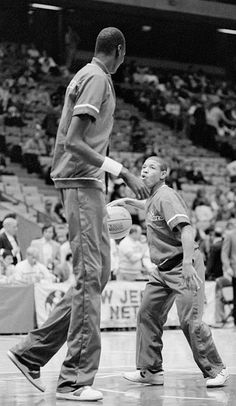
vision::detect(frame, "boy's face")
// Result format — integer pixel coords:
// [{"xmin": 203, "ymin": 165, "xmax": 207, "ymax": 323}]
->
[{"xmin": 141, "ymin": 158, "xmax": 166, "ymax": 189}]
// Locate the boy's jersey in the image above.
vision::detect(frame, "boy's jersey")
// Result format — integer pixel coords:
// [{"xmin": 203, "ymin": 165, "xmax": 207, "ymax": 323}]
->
[{"xmin": 145, "ymin": 184, "xmax": 197, "ymax": 267}]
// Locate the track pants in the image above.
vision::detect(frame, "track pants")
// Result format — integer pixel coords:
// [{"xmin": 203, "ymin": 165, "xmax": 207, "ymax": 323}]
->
[
  {"xmin": 11, "ymin": 182, "xmax": 111, "ymax": 392},
  {"xmin": 136, "ymin": 249, "xmax": 225, "ymax": 378}
]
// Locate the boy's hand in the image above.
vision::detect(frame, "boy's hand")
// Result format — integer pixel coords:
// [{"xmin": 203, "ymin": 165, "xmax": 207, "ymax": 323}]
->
[{"xmin": 182, "ymin": 263, "xmax": 203, "ymax": 291}]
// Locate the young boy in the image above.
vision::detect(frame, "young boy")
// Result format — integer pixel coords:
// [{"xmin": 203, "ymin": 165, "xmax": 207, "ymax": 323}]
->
[{"xmin": 109, "ymin": 155, "xmax": 228, "ymax": 387}]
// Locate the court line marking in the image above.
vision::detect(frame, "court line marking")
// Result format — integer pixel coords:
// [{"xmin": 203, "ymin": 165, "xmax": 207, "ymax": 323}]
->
[
  {"xmin": 97, "ymin": 388, "xmax": 127, "ymax": 394},
  {"xmin": 161, "ymin": 395, "xmax": 217, "ymax": 401}
]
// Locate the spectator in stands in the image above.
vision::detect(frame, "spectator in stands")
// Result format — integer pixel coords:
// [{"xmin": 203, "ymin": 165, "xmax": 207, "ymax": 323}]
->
[
  {"xmin": 54, "ymin": 253, "xmax": 75, "ymax": 285},
  {"xmin": 205, "ymin": 226, "xmax": 223, "ymax": 281},
  {"xmin": 22, "ymin": 126, "xmax": 47, "ymax": 174},
  {"xmin": 206, "ymin": 101, "xmax": 236, "ymax": 136},
  {"xmin": 30, "ymin": 224, "xmax": 61, "ymax": 270},
  {"xmin": 214, "ymin": 219, "xmax": 236, "ymax": 327},
  {"xmin": 185, "ymin": 162, "xmax": 209, "ymax": 185},
  {"xmin": 0, "ymin": 249, "xmax": 15, "ymax": 282},
  {"xmin": 117, "ymin": 225, "xmax": 151, "ymax": 281},
  {"xmin": 109, "ymin": 178, "xmax": 127, "ymax": 202},
  {"xmin": 42, "ymin": 199, "xmax": 60, "ymax": 224},
  {"xmin": 39, "ymin": 50, "xmax": 60, "ymax": 76},
  {"xmin": 59, "ymin": 234, "xmax": 71, "ymax": 265},
  {"xmin": 53, "ymin": 200, "xmax": 67, "ymax": 224},
  {"xmin": 12, "ymin": 246, "xmax": 55, "ymax": 284},
  {"xmin": 0, "ymin": 217, "xmax": 21, "ymax": 265},
  {"xmin": 192, "ymin": 188, "xmax": 211, "ymax": 211},
  {"xmin": 41, "ymin": 92, "xmax": 62, "ymax": 139}
]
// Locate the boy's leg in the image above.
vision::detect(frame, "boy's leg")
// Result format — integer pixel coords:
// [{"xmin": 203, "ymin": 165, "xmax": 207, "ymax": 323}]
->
[
  {"xmin": 136, "ymin": 272, "xmax": 176, "ymax": 371},
  {"xmin": 175, "ymin": 249, "xmax": 225, "ymax": 379}
]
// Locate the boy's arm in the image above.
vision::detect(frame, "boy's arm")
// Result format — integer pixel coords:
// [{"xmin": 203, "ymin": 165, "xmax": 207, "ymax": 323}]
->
[
  {"xmin": 107, "ymin": 197, "xmax": 146, "ymax": 211},
  {"xmin": 177, "ymin": 223, "xmax": 203, "ymax": 291}
]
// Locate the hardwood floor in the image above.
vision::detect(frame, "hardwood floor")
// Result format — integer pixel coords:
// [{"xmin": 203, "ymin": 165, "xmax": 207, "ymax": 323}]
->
[{"xmin": 0, "ymin": 327, "xmax": 235, "ymax": 405}]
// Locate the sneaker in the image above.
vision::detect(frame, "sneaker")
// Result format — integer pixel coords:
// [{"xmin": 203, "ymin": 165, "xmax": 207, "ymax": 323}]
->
[
  {"xmin": 123, "ymin": 369, "xmax": 164, "ymax": 385},
  {"xmin": 206, "ymin": 369, "xmax": 229, "ymax": 387},
  {"xmin": 56, "ymin": 386, "xmax": 103, "ymax": 401},
  {"xmin": 7, "ymin": 350, "xmax": 46, "ymax": 392}
]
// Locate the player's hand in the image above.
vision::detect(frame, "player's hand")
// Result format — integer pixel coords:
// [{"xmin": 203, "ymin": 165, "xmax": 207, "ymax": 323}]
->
[
  {"xmin": 106, "ymin": 198, "xmax": 128, "ymax": 208},
  {"xmin": 120, "ymin": 169, "xmax": 149, "ymax": 200},
  {"xmin": 181, "ymin": 263, "xmax": 203, "ymax": 291}
]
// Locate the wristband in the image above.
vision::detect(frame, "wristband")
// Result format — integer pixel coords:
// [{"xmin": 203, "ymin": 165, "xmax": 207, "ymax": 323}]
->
[{"xmin": 100, "ymin": 157, "xmax": 123, "ymax": 176}]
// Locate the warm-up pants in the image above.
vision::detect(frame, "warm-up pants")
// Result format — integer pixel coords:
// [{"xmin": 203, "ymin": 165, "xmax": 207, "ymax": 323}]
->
[
  {"xmin": 11, "ymin": 182, "xmax": 111, "ymax": 393},
  {"xmin": 136, "ymin": 249, "xmax": 225, "ymax": 378}
]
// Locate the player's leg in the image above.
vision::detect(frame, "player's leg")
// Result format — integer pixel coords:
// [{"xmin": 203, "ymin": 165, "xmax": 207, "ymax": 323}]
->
[
  {"xmin": 175, "ymin": 249, "xmax": 228, "ymax": 386},
  {"xmin": 56, "ymin": 185, "xmax": 107, "ymax": 398}
]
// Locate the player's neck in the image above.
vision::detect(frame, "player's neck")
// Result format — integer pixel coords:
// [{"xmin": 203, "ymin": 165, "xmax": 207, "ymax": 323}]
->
[{"xmin": 151, "ymin": 181, "xmax": 166, "ymax": 195}]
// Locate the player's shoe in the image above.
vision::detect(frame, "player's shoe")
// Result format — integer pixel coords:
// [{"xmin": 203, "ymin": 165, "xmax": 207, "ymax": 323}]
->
[
  {"xmin": 56, "ymin": 386, "xmax": 103, "ymax": 401},
  {"xmin": 123, "ymin": 369, "xmax": 164, "ymax": 385},
  {"xmin": 7, "ymin": 350, "xmax": 46, "ymax": 392},
  {"xmin": 206, "ymin": 368, "xmax": 229, "ymax": 387}
]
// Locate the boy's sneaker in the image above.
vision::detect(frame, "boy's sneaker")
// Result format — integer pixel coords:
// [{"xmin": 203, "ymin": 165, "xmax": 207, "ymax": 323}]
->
[
  {"xmin": 56, "ymin": 386, "xmax": 103, "ymax": 401},
  {"xmin": 7, "ymin": 350, "xmax": 46, "ymax": 392},
  {"xmin": 206, "ymin": 369, "xmax": 229, "ymax": 387},
  {"xmin": 123, "ymin": 369, "xmax": 164, "ymax": 385}
]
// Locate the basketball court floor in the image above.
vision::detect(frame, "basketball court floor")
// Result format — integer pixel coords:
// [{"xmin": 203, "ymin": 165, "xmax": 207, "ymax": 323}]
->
[{"xmin": 0, "ymin": 326, "xmax": 236, "ymax": 405}]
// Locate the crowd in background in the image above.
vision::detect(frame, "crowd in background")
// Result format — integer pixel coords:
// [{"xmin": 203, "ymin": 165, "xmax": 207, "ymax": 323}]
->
[{"xmin": 1, "ymin": 40, "xmax": 236, "ymax": 327}]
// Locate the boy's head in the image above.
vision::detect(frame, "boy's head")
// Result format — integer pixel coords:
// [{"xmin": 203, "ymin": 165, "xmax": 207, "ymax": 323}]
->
[{"xmin": 141, "ymin": 156, "xmax": 169, "ymax": 190}]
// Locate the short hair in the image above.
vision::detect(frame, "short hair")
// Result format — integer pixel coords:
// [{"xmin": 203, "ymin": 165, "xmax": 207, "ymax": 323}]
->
[
  {"xmin": 2, "ymin": 249, "xmax": 13, "ymax": 259},
  {"xmin": 144, "ymin": 156, "xmax": 169, "ymax": 172},
  {"xmin": 95, "ymin": 27, "xmax": 125, "ymax": 55},
  {"xmin": 42, "ymin": 224, "xmax": 54, "ymax": 234},
  {"xmin": 3, "ymin": 217, "xmax": 17, "ymax": 228},
  {"xmin": 26, "ymin": 246, "xmax": 39, "ymax": 259}
]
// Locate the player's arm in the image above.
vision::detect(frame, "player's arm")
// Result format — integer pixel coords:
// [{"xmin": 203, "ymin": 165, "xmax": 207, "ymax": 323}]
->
[
  {"xmin": 65, "ymin": 115, "xmax": 149, "ymax": 200},
  {"xmin": 177, "ymin": 223, "xmax": 202, "ymax": 291},
  {"xmin": 107, "ymin": 197, "xmax": 146, "ymax": 211}
]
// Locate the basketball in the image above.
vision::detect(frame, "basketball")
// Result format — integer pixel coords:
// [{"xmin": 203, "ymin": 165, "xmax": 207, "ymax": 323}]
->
[{"xmin": 106, "ymin": 206, "xmax": 132, "ymax": 240}]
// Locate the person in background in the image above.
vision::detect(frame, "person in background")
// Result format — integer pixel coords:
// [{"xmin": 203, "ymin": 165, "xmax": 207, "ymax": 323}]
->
[
  {"xmin": 0, "ymin": 217, "xmax": 21, "ymax": 265},
  {"xmin": 12, "ymin": 246, "xmax": 56, "ymax": 284},
  {"xmin": 214, "ymin": 219, "xmax": 236, "ymax": 327},
  {"xmin": 54, "ymin": 252, "xmax": 75, "ymax": 285},
  {"xmin": 117, "ymin": 225, "xmax": 152, "ymax": 281},
  {"xmin": 0, "ymin": 249, "xmax": 15, "ymax": 283},
  {"xmin": 30, "ymin": 224, "xmax": 61, "ymax": 269},
  {"xmin": 8, "ymin": 27, "xmax": 149, "ymax": 402}
]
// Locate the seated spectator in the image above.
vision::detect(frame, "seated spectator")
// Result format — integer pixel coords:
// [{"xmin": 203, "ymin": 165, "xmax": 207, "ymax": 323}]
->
[
  {"xmin": 0, "ymin": 249, "xmax": 15, "ymax": 282},
  {"xmin": 30, "ymin": 224, "xmax": 61, "ymax": 270},
  {"xmin": 12, "ymin": 246, "xmax": 55, "ymax": 284},
  {"xmin": 53, "ymin": 201, "xmax": 67, "ymax": 224},
  {"xmin": 192, "ymin": 188, "xmax": 211, "ymax": 210},
  {"xmin": 186, "ymin": 162, "xmax": 209, "ymax": 185},
  {"xmin": 0, "ymin": 217, "xmax": 21, "ymax": 265},
  {"xmin": 40, "ymin": 199, "xmax": 61, "ymax": 224},
  {"xmin": 54, "ymin": 252, "xmax": 75, "ymax": 285},
  {"xmin": 39, "ymin": 50, "xmax": 60, "ymax": 76},
  {"xmin": 109, "ymin": 178, "xmax": 127, "ymax": 202},
  {"xmin": 117, "ymin": 225, "xmax": 152, "ymax": 281}
]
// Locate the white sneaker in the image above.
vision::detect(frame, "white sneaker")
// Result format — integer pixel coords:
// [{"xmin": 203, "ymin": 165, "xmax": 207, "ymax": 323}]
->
[
  {"xmin": 56, "ymin": 386, "xmax": 103, "ymax": 401},
  {"xmin": 123, "ymin": 369, "xmax": 164, "ymax": 385},
  {"xmin": 7, "ymin": 350, "xmax": 46, "ymax": 392},
  {"xmin": 206, "ymin": 369, "xmax": 229, "ymax": 387}
]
